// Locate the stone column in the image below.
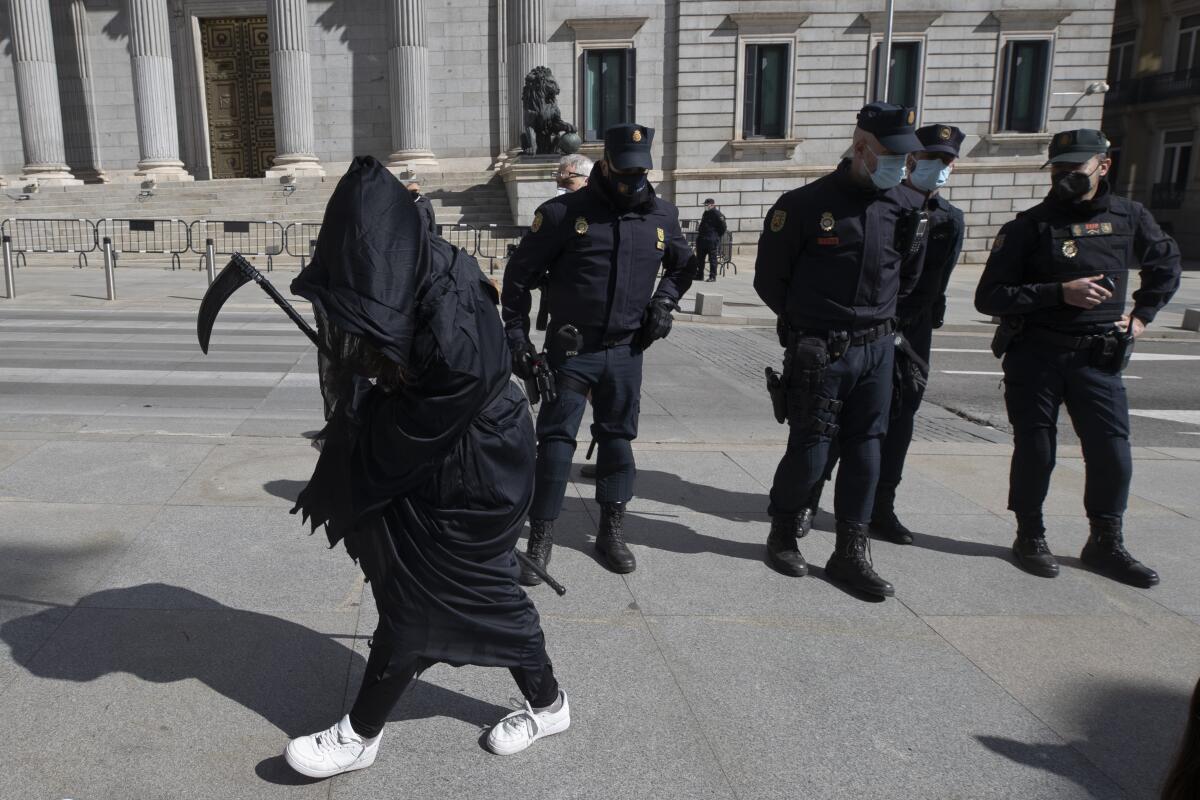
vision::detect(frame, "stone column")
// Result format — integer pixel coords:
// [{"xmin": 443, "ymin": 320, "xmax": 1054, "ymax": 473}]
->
[
  {"xmin": 386, "ymin": 0, "xmax": 437, "ymax": 169},
  {"xmin": 506, "ymin": 0, "xmax": 546, "ymax": 152},
  {"xmin": 59, "ymin": 0, "xmax": 108, "ymax": 182},
  {"xmin": 127, "ymin": 0, "xmax": 191, "ymax": 181},
  {"xmin": 267, "ymin": 0, "xmax": 323, "ymax": 177},
  {"xmin": 9, "ymin": 0, "xmax": 81, "ymax": 185}
]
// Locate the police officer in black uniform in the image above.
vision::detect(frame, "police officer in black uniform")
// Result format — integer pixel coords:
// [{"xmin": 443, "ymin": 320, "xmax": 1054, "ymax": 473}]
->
[
  {"xmin": 695, "ymin": 199, "xmax": 727, "ymax": 282},
  {"xmin": 871, "ymin": 123, "xmax": 967, "ymax": 542},
  {"xmin": 755, "ymin": 102, "xmax": 926, "ymax": 598},
  {"xmin": 502, "ymin": 123, "xmax": 694, "ymax": 583},
  {"xmin": 976, "ymin": 129, "xmax": 1181, "ymax": 587}
]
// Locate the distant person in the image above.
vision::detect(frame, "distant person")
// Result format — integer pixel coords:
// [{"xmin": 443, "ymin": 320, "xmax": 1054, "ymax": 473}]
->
[
  {"xmin": 555, "ymin": 154, "xmax": 593, "ymax": 195},
  {"xmin": 402, "ymin": 175, "xmax": 437, "ymax": 237},
  {"xmin": 695, "ymin": 198, "xmax": 727, "ymax": 282}
]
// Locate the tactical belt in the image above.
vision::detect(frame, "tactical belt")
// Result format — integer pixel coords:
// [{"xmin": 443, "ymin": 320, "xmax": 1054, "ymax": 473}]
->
[
  {"xmin": 1023, "ymin": 326, "xmax": 1103, "ymax": 351},
  {"xmin": 797, "ymin": 318, "xmax": 896, "ymax": 348}
]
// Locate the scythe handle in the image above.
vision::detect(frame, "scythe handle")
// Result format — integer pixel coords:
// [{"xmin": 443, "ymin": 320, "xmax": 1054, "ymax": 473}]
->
[{"xmin": 229, "ymin": 253, "xmax": 331, "ymax": 359}]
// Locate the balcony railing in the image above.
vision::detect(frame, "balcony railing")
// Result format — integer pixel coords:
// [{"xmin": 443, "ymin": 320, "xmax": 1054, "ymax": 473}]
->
[{"xmin": 1105, "ymin": 67, "xmax": 1200, "ymax": 107}]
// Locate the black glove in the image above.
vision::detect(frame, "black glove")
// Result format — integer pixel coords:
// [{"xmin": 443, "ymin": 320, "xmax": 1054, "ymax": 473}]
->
[
  {"xmin": 931, "ymin": 299, "xmax": 946, "ymax": 330},
  {"xmin": 510, "ymin": 337, "xmax": 537, "ymax": 381},
  {"xmin": 635, "ymin": 297, "xmax": 677, "ymax": 351}
]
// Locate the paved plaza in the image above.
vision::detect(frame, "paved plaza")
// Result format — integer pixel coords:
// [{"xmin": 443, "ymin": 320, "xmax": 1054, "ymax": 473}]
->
[{"xmin": 1, "ymin": 265, "xmax": 1198, "ymax": 799}]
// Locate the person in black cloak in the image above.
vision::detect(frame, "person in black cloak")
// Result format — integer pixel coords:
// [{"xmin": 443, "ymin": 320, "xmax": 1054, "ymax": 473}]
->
[{"xmin": 284, "ymin": 156, "xmax": 569, "ymax": 779}]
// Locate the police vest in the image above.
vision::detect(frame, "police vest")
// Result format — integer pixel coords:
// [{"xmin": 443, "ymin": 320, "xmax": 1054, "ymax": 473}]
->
[{"xmin": 1018, "ymin": 195, "xmax": 1142, "ymax": 330}]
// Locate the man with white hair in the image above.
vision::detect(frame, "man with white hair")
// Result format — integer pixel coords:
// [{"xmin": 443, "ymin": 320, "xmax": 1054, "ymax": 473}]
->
[{"xmin": 555, "ymin": 153, "xmax": 593, "ymax": 195}]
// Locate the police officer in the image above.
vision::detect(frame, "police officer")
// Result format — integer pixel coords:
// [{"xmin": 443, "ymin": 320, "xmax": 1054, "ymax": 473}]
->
[
  {"xmin": 695, "ymin": 198, "xmax": 727, "ymax": 282},
  {"xmin": 755, "ymin": 102, "xmax": 926, "ymax": 598},
  {"xmin": 871, "ymin": 123, "xmax": 967, "ymax": 542},
  {"xmin": 976, "ymin": 129, "xmax": 1181, "ymax": 587},
  {"xmin": 502, "ymin": 123, "xmax": 695, "ymax": 583}
]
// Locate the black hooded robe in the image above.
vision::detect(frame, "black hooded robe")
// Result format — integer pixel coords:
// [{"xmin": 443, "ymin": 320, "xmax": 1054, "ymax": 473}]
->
[{"xmin": 291, "ymin": 157, "xmax": 547, "ymax": 672}]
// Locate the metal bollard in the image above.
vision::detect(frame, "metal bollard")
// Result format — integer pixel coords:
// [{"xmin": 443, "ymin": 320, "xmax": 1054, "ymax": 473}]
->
[
  {"xmin": 102, "ymin": 237, "xmax": 116, "ymax": 301},
  {"xmin": 205, "ymin": 238, "xmax": 216, "ymax": 285},
  {"xmin": 2, "ymin": 235, "xmax": 14, "ymax": 299}
]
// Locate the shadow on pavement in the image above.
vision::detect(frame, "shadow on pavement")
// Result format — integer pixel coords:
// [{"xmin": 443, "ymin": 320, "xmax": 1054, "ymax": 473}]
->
[
  {"xmin": 0, "ymin": 584, "xmax": 511, "ymax": 747},
  {"xmin": 977, "ymin": 678, "xmax": 1193, "ymax": 798},
  {"xmin": 264, "ymin": 479, "xmax": 307, "ymax": 503}
]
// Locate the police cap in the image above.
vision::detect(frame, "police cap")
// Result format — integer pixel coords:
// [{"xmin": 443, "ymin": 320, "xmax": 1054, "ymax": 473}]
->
[
  {"xmin": 856, "ymin": 102, "xmax": 922, "ymax": 154},
  {"xmin": 915, "ymin": 124, "xmax": 965, "ymax": 158},
  {"xmin": 604, "ymin": 124, "xmax": 654, "ymax": 171},
  {"xmin": 1043, "ymin": 129, "xmax": 1110, "ymax": 167}
]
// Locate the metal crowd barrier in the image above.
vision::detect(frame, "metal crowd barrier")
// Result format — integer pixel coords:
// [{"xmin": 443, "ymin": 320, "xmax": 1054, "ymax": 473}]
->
[
  {"xmin": 96, "ymin": 218, "xmax": 191, "ymax": 270},
  {"xmin": 436, "ymin": 222, "xmax": 478, "ymax": 256},
  {"xmin": 283, "ymin": 221, "xmax": 322, "ymax": 269},
  {"xmin": 189, "ymin": 219, "xmax": 286, "ymax": 271},
  {"xmin": 476, "ymin": 224, "xmax": 529, "ymax": 274},
  {"xmin": 0, "ymin": 217, "xmax": 97, "ymax": 268}
]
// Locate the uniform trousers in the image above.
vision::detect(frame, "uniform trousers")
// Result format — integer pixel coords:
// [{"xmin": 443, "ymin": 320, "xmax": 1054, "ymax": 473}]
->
[
  {"xmin": 1002, "ymin": 340, "xmax": 1131, "ymax": 520},
  {"xmin": 529, "ymin": 344, "xmax": 643, "ymax": 520}
]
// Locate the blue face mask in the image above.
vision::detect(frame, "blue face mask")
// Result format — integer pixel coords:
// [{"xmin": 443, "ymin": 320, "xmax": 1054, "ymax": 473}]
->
[
  {"xmin": 868, "ymin": 147, "xmax": 907, "ymax": 190},
  {"xmin": 910, "ymin": 158, "xmax": 952, "ymax": 192},
  {"xmin": 612, "ymin": 171, "xmax": 648, "ymax": 197}
]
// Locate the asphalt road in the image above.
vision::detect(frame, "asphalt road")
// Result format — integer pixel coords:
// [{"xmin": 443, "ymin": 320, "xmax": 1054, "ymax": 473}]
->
[{"xmin": 926, "ymin": 329, "xmax": 1200, "ymax": 447}]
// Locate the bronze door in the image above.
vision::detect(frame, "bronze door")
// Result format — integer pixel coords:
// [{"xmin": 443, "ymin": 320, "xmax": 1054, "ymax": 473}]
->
[{"xmin": 200, "ymin": 17, "xmax": 276, "ymax": 179}]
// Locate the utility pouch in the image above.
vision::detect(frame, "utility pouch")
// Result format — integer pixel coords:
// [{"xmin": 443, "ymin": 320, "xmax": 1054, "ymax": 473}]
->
[
  {"xmin": 765, "ymin": 367, "xmax": 788, "ymax": 424},
  {"xmin": 826, "ymin": 331, "xmax": 850, "ymax": 363},
  {"xmin": 1090, "ymin": 329, "xmax": 1135, "ymax": 373},
  {"xmin": 990, "ymin": 316, "xmax": 1024, "ymax": 359}
]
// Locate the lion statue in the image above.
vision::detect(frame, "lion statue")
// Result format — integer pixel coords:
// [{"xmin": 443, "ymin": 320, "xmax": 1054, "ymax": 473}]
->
[{"xmin": 520, "ymin": 66, "xmax": 580, "ymax": 155}]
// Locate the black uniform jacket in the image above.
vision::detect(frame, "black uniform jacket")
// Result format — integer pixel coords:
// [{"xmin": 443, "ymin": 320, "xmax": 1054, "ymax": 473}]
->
[
  {"xmin": 500, "ymin": 176, "xmax": 694, "ymax": 350},
  {"xmin": 896, "ymin": 186, "xmax": 964, "ymax": 325},
  {"xmin": 754, "ymin": 159, "xmax": 925, "ymax": 331},
  {"xmin": 976, "ymin": 181, "xmax": 1181, "ymax": 334},
  {"xmin": 292, "ymin": 156, "xmax": 546, "ymax": 670},
  {"xmin": 697, "ymin": 207, "xmax": 727, "ymax": 242}
]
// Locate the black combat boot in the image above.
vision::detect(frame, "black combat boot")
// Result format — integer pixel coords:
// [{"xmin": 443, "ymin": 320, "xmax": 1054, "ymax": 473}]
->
[
  {"xmin": 1012, "ymin": 514, "xmax": 1059, "ymax": 578},
  {"xmin": 798, "ymin": 480, "xmax": 826, "ymax": 537},
  {"xmin": 595, "ymin": 502, "xmax": 636, "ymax": 573},
  {"xmin": 1080, "ymin": 517, "xmax": 1159, "ymax": 588},
  {"xmin": 870, "ymin": 484, "xmax": 913, "ymax": 545},
  {"xmin": 765, "ymin": 516, "xmax": 808, "ymax": 577},
  {"xmin": 519, "ymin": 519, "xmax": 553, "ymax": 587},
  {"xmin": 825, "ymin": 521, "xmax": 895, "ymax": 597}
]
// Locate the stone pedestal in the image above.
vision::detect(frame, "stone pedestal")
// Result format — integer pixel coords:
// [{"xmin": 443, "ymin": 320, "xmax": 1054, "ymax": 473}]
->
[
  {"xmin": 386, "ymin": 0, "xmax": 437, "ymax": 169},
  {"xmin": 10, "ymin": 0, "xmax": 81, "ymax": 185},
  {"xmin": 498, "ymin": 155, "xmax": 559, "ymax": 225},
  {"xmin": 127, "ymin": 0, "xmax": 191, "ymax": 181},
  {"xmin": 266, "ymin": 0, "xmax": 323, "ymax": 177}
]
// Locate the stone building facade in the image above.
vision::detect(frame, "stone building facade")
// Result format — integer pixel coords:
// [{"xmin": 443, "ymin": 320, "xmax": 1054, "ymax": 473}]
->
[
  {"xmin": 1, "ymin": 0, "xmax": 1117, "ymax": 261},
  {"xmin": 1101, "ymin": 0, "xmax": 1200, "ymax": 259}
]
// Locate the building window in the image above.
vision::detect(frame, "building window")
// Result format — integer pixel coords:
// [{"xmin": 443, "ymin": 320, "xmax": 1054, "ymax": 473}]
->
[
  {"xmin": 998, "ymin": 39, "xmax": 1052, "ymax": 133},
  {"xmin": 582, "ymin": 49, "xmax": 635, "ymax": 142},
  {"xmin": 1160, "ymin": 130, "xmax": 1194, "ymax": 188},
  {"xmin": 1108, "ymin": 29, "xmax": 1136, "ymax": 84},
  {"xmin": 742, "ymin": 43, "xmax": 790, "ymax": 139},
  {"xmin": 1177, "ymin": 14, "xmax": 1200, "ymax": 73},
  {"xmin": 872, "ymin": 41, "xmax": 922, "ymax": 111}
]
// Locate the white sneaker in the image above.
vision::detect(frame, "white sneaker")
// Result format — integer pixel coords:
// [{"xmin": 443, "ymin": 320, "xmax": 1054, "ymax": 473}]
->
[
  {"xmin": 486, "ymin": 690, "xmax": 571, "ymax": 755},
  {"xmin": 285, "ymin": 715, "xmax": 381, "ymax": 779}
]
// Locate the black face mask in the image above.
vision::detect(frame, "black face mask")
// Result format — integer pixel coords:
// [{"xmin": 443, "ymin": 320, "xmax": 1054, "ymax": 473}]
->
[
  {"xmin": 597, "ymin": 167, "xmax": 651, "ymax": 210},
  {"xmin": 1051, "ymin": 167, "xmax": 1097, "ymax": 202}
]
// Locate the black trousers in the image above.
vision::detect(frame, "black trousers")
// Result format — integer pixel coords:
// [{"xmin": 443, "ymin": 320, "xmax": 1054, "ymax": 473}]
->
[
  {"xmin": 878, "ymin": 313, "xmax": 933, "ymax": 491},
  {"xmin": 769, "ymin": 335, "xmax": 893, "ymax": 524},
  {"xmin": 530, "ymin": 345, "xmax": 643, "ymax": 520},
  {"xmin": 1002, "ymin": 339, "xmax": 1131, "ymax": 520},
  {"xmin": 695, "ymin": 238, "xmax": 720, "ymax": 279},
  {"xmin": 348, "ymin": 628, "xmax": 559, "ymax": 739}
]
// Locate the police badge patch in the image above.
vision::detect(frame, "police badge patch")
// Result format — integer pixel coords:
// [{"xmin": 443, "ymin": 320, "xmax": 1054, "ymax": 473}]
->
[
  {"xmin": 819, "ymin": 212, "xmax": 835, "ymax": 232},
  {"xmin": 574, "ymin": 217, "xmax": 589, "ymax": 235},
  {"xmin": 770, "ymin": 210, "xmax": 787, "ymax": 233},
  {"xmin": 991, "ymin": 234, "xmax": 1006, "ymax": 252},
  {"xmin": 531, "ymin": 212, "xmax": 543, "ymax": 233},
  {"xmin": 656, "ymin": 227, "xmax": 665, "ymax": 242},
  {"xmin": 1062, "ymin": 239, "xmax": 1078, "ymax": 258}
]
